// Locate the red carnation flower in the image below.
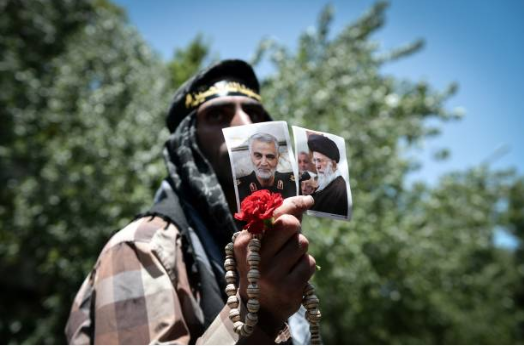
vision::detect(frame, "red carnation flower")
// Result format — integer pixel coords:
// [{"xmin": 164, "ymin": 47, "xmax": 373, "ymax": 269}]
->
[{"xmin": 234, "ymin": 190, "xmax": 284, "ymax": 234}]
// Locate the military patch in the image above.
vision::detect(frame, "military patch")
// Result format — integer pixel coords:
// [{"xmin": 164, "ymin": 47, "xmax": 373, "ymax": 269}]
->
[
  {"xmin": 277, "ymin": 180, "xmax": 283, "ymax": 190},
  {"xmin": 249, "ymin": 182, "xmax": 257, "ymax": 193}
]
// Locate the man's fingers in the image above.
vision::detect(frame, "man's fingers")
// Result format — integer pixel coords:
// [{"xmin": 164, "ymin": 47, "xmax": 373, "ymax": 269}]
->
[
  {"xmin": 259, "ymin": 196, "xmax": 313, "ymax": 265},
  {"xmin": 273, "ymin": 195, "xmax": 314, "ymax": 220},
  {"xmin": 268, "ymin": 233, "xmax": 309, "ymax": 275},
  {"xmin": 260, "ymin": 214, "xmax": 301, "ymax": 260},
  {"xmin": 233, "ymin": 230, "xmax": 250, "ymax": 263},
  {"xmin": 287, "ymin": 254, "xmax": 316, "ymax": 288}
]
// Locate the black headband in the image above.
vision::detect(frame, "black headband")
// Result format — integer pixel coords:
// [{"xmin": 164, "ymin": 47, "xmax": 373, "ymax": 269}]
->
[
  {"xmin": 166, "ymin": 59, "xmax": 263, "ymax": 133},
  {"xmin": 185, "ymin": 80, "xmax": 262, "ymax": 110}
]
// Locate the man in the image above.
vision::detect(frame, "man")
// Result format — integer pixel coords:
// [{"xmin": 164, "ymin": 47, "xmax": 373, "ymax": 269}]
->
[
  {"xmin": 65, "ymin": 60, "xmax": 316, "ymax": 344},
  {"xmin": 237, "ymin": 133, "xmax": 296, "ymax": 204},
  {"xmin": 297, "ymin": 151, "xmax": 317, "ymax": 196},
  {"xmin": 308, "ymin": 134, "xmax": 348, "ymax": 216},
  {"xmin": 297, "ymin": 151, "xmax": 311, "ymax": 175}
]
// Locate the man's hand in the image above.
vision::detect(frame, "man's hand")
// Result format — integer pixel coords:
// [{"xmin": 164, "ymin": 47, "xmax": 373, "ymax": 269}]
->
[{"xmin": 233, "ymin": 195, "xmax": 316, "ymax": 338}]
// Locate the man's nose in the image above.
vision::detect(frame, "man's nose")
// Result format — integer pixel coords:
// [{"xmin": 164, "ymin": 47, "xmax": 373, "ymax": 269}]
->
[{"xmin": 230, "ymin": 106, "xmax": 252, "ymax": 126}]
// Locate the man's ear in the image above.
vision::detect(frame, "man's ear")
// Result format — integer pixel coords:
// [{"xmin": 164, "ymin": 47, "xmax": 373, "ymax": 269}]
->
[{"xmin": 332, "ymin": 161, "xmax": 337, "ymax": 170}]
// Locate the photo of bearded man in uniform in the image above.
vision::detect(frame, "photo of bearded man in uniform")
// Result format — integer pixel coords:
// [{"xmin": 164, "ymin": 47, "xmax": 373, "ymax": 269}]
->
[{"xmin": 236, "ymin": 132, "xmax": 296, "ymax": 203}]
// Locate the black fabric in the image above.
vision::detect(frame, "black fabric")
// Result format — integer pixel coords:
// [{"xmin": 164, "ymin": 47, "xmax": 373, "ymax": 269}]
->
[
  {"xmin": 147, "ymin": 182, "xmax": 225, "ymax": 329},
  {"xmin": 299, "ymin": 171, "xmax": 311, "ymax": 182},
  {"xmin": 311, "ymin": 175, "xmax": 348, "ymax": 216},
  {"xmin": 182, "ymin": 201, "xmax": 227, "ymax": 301},
  {"xmin": 144, "ymin": 112, "xmax": 238, "ymax": 329},
  {"xmin": 307, "ymin": 134, "xmax": 340, "ymax": 163},
  {"xmin": 165, "ymin": 113, "xmax": 237, "ymax": 248},
  {"xmin": 237, "ymin": 170, "xmax": 297, "ymax": 206},
  {"xmin": 166, "ymin": 59, "xmax": 262, "ymax": 133}
]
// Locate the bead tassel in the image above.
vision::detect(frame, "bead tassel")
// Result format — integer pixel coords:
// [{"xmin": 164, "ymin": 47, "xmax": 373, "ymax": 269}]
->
[{"xmin": 225, "ymin": 232, "xmax": 321, "ymax": 344}]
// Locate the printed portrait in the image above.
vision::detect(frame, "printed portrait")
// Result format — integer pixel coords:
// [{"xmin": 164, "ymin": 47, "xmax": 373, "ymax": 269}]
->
[
  {"xmin": 223, "ymin": 121, "xmax": 298, "ymax": 212},
  {"xmin": 292, "ymin": 126, "xmax": 353, "ymax": 220}
]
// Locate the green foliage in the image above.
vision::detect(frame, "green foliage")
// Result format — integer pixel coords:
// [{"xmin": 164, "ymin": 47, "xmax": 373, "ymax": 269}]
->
[
  {"xmin": 504, "ymin": 177, "xmax": 524, "ymax": 341},
  {"xmin": 1, "ymin": 0, "xmax": 522, "ymax": 344},
  {"xmin": 167, "ymin": 34, "xmax": 213, "ymax": 89},
  {"xmin": 0, "ymin": 0, "xmax": 169, "ymax": 343},
  {"xmin": 254, "ymin": 2, "xmax": 523, "ymax": 344}
]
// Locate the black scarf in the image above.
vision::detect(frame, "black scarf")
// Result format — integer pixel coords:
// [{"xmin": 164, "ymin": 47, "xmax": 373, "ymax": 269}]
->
[
  {"xmin": 147, "ymin": 112, "xmax": 238, "ymax": 329},
  {"xmin": 163, "ymin": 112, "xmax": 237, "ymax": 244}
]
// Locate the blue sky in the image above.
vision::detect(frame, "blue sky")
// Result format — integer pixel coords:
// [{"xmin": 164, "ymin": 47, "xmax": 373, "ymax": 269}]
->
[{"xmin": 113, "ymin": 0, "xmax": 522, "ymax": 247}]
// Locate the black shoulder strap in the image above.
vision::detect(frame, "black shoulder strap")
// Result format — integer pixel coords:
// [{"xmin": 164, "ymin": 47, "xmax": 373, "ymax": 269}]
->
[
  {"xmin": 144, "ymin": 180, "xmax": 224, "ymax": 330},
  {"xmin": 148, "ymin": 185, "xmax": 190, "ymax": 230}
]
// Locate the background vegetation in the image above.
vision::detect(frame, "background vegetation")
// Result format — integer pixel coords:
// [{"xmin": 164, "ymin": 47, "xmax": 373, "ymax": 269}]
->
[{"xmin": 1, "ymin": 0, "xmax": 522, "ymax": 343}]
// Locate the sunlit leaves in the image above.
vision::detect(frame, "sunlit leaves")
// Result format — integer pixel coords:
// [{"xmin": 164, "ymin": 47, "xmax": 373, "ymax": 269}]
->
[
  {"xmin": 255, "ymin": 2, "xmax": 522, "ymax": 344},
  {"xmin": 0, "ymin": 1, "xmax": 169, "ymax": 343}
]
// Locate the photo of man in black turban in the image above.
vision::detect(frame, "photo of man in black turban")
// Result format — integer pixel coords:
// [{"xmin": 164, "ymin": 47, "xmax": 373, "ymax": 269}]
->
[{"xmin": 307, "ymin": 134, "xmax": 349, "ymax": 216}]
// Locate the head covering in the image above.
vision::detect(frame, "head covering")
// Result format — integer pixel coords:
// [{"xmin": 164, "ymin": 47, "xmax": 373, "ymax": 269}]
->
[
  {"xmin": 307, "ymin": 134, "xmax": 340, "ymax": 163},
  {"xmin": 166, "ymin": 59, "xmax": 266, "ymax": 133},
  {"xmin": 150, "ymin": 113, "xmax": 235, "ymax": 329}
]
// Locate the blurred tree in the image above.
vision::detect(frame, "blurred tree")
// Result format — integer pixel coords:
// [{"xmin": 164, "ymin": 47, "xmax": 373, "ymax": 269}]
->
[
  {"xmin": 0, "ymin": 0, "xmax": 170, "ymax": 343},
  {"xmin": 167, "ymin": 34, "xmax": 213, "ymax": 90},
  {"xmin": 253, "ymin": 2, "xmax": 523, "ymax": 344},
  {"xmin": 504, "ymin": 177, "xmax": 524, "ymax": 340},
  {"xmin": 1, "ymin": 0, "xmax": 522, "ymax": 344}
]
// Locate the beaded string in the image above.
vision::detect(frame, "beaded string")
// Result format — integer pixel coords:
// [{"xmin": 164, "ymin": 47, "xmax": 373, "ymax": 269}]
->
[
  {"xmin": 224, "ymin": 231, "xmax": 321, "ymax": 344},
  {"xmin": 303, "ymin": 282, "xmax": 321, "ymax": 344}
]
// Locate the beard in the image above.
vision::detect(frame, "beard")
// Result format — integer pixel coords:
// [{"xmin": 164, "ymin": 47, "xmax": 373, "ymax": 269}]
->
[
  {"xmin": 316, "ymin": 162, "xmax": 339, "ymax": 192},
  {"xmin": 255, "ymin": 166, "xmax": 276, "ymax": 180}
]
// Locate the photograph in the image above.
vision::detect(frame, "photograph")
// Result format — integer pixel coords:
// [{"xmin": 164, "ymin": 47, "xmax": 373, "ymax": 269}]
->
[
  {"xmin": 223, "ymin": 121, "xmax": 298, "ymax": 212},
  {"xmin": 293, "ymin": 126, "xmax": 353, "ymax": 221}
]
